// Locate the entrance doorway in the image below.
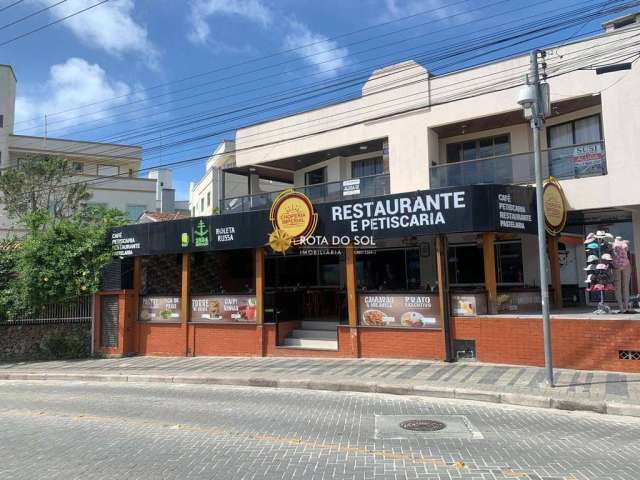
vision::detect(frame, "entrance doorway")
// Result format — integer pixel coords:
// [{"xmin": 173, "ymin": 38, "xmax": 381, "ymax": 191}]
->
[{"xmin": 265, "ymin": 252, "xmax": 345, "ymax": 350}]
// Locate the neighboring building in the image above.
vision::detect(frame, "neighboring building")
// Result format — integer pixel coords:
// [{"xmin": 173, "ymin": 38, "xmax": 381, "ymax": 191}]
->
[
  {"xmin": 137, "ymin": 211, "xmax": 189, "ymax": 223},
  {"xmin": 97, "ymin": 17, "xmax": 640, "ymax": 372},
  {"xmin": 189, "ymin": 140, "xmax": 291, "ymax": 217},
  {"xmin": 0, "ymin": 65, "xmax": 187, "ymax": 237}
]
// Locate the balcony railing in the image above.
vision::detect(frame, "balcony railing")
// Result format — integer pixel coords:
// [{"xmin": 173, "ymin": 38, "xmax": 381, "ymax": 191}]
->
[
  {"xmin": 222, "ymin": 173, "xmax": 390, "ymax": 214},
  {"xmin": 430, "ymin": 141, "xmax": 606, "ymax": 189}
]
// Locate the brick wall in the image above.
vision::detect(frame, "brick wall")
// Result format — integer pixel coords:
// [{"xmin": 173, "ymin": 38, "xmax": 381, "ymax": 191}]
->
[
  {"xmin": 358, "ymin": 327, "xmax": 446, "ymax": 360},
  {"xmin": 137, "ymin": 323, "xmax": 186, "ymax": 356},
  {"xmin": 453, "ymin": 316, "xmax": 640, "ymax": 373},
  {"xmin": 0, "ymin": 321, "xmax": 90, "ymax": 361},
  {"xmin": 192, "ymin": 324, "xmax": 260, "ymax": 356}
]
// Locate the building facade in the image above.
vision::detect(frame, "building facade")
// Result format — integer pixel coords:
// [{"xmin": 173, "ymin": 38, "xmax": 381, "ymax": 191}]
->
[
  {"xmin": 0, "ymin": 64, "xmax": 169, "ymax": 237},
  {"xmin": 96, "ymin": 19, "xmax": 640, "ymax": 372}
]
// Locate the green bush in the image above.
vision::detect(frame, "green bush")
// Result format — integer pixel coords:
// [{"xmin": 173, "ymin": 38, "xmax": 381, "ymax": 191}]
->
[{"xmin": 39, "ymin": 331, "xmax": 90, "ymax": 359}]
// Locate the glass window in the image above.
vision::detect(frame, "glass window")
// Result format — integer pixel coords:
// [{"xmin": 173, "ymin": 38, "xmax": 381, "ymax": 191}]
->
[
  {"xmin": 190, "ymin": 250, "xmax": 254, "ymax": 294},
  {"xmin": 548, "ymin": 115, "xmax": 602, "ymax": 147},
  {"xmin": 200, "ymin": 198, "xmax": 204, "ymax": 211},
  {"xmin": 445, "ymin": 134, "xmax": 511, "ymax": 163},
  {"xmin": 305, "ymin": 167, "xmax": 326, "ymax": 185},
  {"xmin": 446, "ymin": 143, "xmax": 460, "ymax": 163},
  {"xmin": 126, "ymin": 204, "xmax": 146, "ymax": 222},
  {"xmin": 207, "ymin": 192, "xmax": 211, "ymax": 207},
  {"xmin": 448, "ymin": 244, "xmax": 485, "ymax": 285},
  {"xmin": 351, "ymin": 157, "xmax": 383, "ymax": 178},
  {"xmin": 574, "ymin": 116, "xmax": 602, "ymax": 144},
  {"xmin": 97, "ymin": 165, "xmax": 119, "ymax": 176},
  {"xmin": 448, "ymin": 241, "xmax": 524, "ymax": 286},
  {"xmin": 72, "ymin": 161, "xmax": 83, "ymax": 173},
  {"xmin": 356, "ymin": 248, "xmax": 420, "ymax": 291},
  {"xmin": 495, "ymin": 242, "xmax": 524, "ymax": 284}
]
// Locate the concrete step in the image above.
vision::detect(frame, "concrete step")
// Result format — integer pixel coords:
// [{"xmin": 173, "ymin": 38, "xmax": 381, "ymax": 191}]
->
[
  {"xmin": 282, "ymin": 337, "xmax": 338, "ymax": 351},
  {"xmin": 300, "ymin": 321, "xmax": 338, "ymax": 331},
  {"xmin": 291, "ymin": 329, "xmax": 337, "ymax": 340}
]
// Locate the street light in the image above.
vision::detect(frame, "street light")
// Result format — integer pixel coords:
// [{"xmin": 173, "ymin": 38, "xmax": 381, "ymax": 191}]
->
[{"xmin": 518, "ymin": 50, "xmax": 554, "ymax": 387}]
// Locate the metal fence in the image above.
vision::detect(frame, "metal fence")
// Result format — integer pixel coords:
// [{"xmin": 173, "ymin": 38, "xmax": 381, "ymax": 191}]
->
[{"xmin": 0, "ymin": 295, "xmax": 92, "ymax": 325}]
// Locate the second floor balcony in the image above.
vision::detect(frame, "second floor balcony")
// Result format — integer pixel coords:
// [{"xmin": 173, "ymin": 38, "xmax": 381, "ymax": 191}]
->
[
  {"xmin": 430, "ymin": 141, "xmax": 607, "ymax": 189},
  {"xmin": 223, "ymin": 172, "xmax": 390, "ymax": 214}
]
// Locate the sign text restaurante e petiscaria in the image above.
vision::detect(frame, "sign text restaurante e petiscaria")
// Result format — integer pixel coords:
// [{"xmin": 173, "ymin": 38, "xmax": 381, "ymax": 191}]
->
[{"xmin": 109, "ymin": 184, "xmax": 538, "ymax": 257}]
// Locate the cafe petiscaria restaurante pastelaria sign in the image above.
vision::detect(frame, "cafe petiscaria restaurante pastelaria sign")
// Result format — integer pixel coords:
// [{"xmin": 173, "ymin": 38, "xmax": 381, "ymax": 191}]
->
[{"xmin": 110, "ymin": 184, "xmax": 537, "ymax": 257}]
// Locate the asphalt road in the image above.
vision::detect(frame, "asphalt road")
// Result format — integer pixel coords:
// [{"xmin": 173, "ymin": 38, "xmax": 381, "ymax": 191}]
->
[{"xmin": 0, "ymin": 381, "xmax": 639, "ymax": 480}]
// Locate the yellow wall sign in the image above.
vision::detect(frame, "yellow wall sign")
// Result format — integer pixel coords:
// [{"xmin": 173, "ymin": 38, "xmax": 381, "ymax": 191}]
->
[
  {"xmin": 268, "ymin": 190, "xmax": 318, "ymax": 253},
  {"xmin": 543, "ymin": 177, "xmax": 567, "ymax": 236}
]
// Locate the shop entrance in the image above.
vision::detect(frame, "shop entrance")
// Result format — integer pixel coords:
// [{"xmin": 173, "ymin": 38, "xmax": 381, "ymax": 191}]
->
[{"xmin": 265, "ymin": 252, "xmax": 346, "ymax": 349}]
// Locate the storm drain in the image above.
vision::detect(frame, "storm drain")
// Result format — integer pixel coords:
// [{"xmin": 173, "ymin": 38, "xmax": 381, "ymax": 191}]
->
[
  {"xmin": 399, "ymin": 419, "xmax": 446, "ymax": 432},
  {"xmin": 375, "ymin": 415, "xmax": 483, "ymax": 440}
]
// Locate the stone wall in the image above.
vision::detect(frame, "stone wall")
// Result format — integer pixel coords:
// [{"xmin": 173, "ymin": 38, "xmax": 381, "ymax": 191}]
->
[{"xmin": 0, "ymin": 321, "xmax": 91, "ymax": 361}]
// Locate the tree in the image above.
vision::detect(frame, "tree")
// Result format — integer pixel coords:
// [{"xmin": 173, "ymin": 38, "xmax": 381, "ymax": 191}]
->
[
  {"xmin": 0, "ymin": 154, "xmax": 91, "ymax": 223},
  {"xmin": 7, "ymin": 207, "xmax": 127, "ymax": 309}
]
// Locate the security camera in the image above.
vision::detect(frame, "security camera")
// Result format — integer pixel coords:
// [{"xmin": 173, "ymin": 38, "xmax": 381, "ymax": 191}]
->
[{"xmin": 517, "ymin": 84, "xmax": 537, "ymax": 108}]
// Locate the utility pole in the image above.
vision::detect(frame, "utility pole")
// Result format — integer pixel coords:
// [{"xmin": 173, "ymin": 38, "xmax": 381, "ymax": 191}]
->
[{"xmin": 519, "ymin": 49, "xmax": 554, "ymax": 387}]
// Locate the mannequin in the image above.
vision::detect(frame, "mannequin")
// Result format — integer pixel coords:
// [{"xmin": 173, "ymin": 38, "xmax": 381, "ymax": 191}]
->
[{"xmin": 612, "ymin": 236, "xmax": 631, "ymax": 313}]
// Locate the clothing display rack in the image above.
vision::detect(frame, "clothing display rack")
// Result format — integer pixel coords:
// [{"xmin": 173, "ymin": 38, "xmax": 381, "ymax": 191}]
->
[{"xmin": 584, "ymin": 231, "xmax": 615, "ymax": 315}]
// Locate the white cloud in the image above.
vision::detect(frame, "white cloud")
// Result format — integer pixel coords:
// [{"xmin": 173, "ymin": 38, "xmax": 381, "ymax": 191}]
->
[
  {"xmin": 186, "ymin": 1, "xmax": 349, "ymax": 76},
  {"xmin": 188, "ymin": 0, "xmax": 274, "ymax": 45},
  {"xmin": 15, "ymin": 58, "xmax": 142, "ymax": 133},
  {"xmin": 283, "ymin": 20, "xmax": 349, "ymax": 78},
  {"xmin": 383, "ymin": 0, "xmax": 471, "ymax": 22},
  {"xmin": 34, "ymin": 0, "xmax": 159, "ymax": 68}
]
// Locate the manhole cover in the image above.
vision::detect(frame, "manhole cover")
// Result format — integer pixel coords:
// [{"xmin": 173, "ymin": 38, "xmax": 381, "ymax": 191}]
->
[
  {"xmin": 375, "ymin": 415, "xmax": 483, "ymax": 440},
  {"xmin": 399, "ymin": 419, "xmax": 446, "ymax": 432}
]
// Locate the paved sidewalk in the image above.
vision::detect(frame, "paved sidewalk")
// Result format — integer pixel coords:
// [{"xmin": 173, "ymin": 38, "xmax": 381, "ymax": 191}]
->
[{"xmin": 2, "ymin": 356, "xmax": 639, "ymax": 417}]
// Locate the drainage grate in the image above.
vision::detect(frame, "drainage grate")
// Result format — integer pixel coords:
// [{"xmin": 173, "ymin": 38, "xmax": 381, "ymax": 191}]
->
[{"xmin": 399, "ymin": 419, "xmax": 446, "ymax": 432}]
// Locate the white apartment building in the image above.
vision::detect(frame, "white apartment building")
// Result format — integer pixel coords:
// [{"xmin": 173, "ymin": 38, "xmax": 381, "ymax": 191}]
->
[
  {"xmin": 189, "ymin": 139, "xmax": 289, "ymax": 217},
  {"xmin": 0, "ymin": 64, "xmax": 178, "ymax": 237},
  {"xmin": 196, "ymin": 14, "xmax": 640, "ymax": 307}
]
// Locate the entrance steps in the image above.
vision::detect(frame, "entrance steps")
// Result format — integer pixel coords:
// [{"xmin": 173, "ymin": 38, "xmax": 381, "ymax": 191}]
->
[{"xmin": 282, "ymin": 321, "xmax": 338, "ymax": 351}]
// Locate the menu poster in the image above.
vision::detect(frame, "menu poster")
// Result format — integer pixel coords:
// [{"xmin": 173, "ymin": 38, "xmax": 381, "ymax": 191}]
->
[
  {"xmin": 191, "ymin": 296, "xmax": 257, "ymax": 323},
  {"xmin": 358, "ymin": 294, "xmax": 441, "ymax": 329},
  {"xmin": 451, "ymin": 295, "xmax": 483, "ymax": 316},
  {"xmin": 140, "ymin": 296, "xmax": 181, "ymax": 322}
]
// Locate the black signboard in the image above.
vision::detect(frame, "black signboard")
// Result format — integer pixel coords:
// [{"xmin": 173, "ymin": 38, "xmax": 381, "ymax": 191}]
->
[{"xmin": 110, "ymin": 184, "xmax": 536, "ymax": 257}]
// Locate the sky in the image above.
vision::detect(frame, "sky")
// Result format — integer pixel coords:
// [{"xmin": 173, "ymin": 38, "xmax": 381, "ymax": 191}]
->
[{"xmin": 0, "ymin": 0, "xmax": 636, "ymax": 200}]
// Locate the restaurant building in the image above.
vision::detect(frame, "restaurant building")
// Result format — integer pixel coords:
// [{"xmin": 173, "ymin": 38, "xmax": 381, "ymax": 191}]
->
[{"xmin": 95, "ymin": 18, "xmax": 640, "ymax": 373}]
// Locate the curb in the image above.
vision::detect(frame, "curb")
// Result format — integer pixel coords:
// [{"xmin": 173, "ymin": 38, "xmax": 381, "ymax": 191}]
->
[{"xmin": 2, "ymin": 372, "xmax": 640, "ymax": 418}]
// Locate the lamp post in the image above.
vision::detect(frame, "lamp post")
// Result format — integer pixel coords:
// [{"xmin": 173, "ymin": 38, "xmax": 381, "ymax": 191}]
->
[{"xmin": 518, "ymin": 50, "xmax": 554, "ymax": 387}]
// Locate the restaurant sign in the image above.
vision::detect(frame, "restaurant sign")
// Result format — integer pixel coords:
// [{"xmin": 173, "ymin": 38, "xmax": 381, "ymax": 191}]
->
[
  {"xmin": 359, "ymin": 293, "xmax": 440, "ymax": 329},
  {"xmin": 191, "ymin": 295, "xmax": 257, "ymax": 323},
  {"xmin": 110, "ymin": 184, "xmax": 537, "ymax": 257}
]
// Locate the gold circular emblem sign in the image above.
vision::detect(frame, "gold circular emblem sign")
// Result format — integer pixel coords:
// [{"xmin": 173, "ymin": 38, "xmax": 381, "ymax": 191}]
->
[
  {"xmin": 268, "ymin": 190, "xmax": 318, "ymax": 253},
  {"xmin": 543, "ymin": 177, "xmax": 567, "ymax": 236}
]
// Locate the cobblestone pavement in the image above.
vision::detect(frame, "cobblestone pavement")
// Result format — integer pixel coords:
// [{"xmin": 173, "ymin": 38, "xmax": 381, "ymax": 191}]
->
[
  {"xmin": 2, "ymin": 356, "xmax": 639, "ymax": 406},
  {"xmin": 1, "ymin": 381, "xmax": 639, "ymax": 480}
]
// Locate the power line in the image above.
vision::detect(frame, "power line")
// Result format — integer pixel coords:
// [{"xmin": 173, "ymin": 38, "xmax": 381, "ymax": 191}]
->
[
  {"xmin": 11, "ymin": 38, "xmax": 635, "ymax": 203},
  {"xmin": 15, "ymin": 0, "xmax": 624, "ymax": 148},
  {"xmin": 0, "ymin": 0, "xmax": 68, "ymax": 32},
  {"xmin": 0, "ymin": 0, "xmax": 25, "ymax": 14},
  {"xmin": 6, "ymin": 2, "xmax": 637, "ymax": 185},
  {"xmin": 0, "ymin": 0, "xmax": 110, "ymax": 48},
  {"xmin": 10, "ymin": 0, "xmax": 490, "ymax": 127}
]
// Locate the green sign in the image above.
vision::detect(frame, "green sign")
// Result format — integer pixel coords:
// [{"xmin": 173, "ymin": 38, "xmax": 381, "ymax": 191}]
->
[
  {"xmin": 181, "ymin": 232, "xmax": 189, "ymax": 248},
  {"xmin": 194, "ymin": 220, "xmax": 209, "ymax": 247}
]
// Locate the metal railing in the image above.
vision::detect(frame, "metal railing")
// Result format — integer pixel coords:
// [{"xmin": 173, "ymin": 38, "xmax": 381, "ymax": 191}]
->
[
  {"xmin": 0, "ymin": 295, "xmax": 92, "ymax": 324},
  {"xmin": 430, "ymin": 141, "xmax": 607, "ymax": 188},
  {"xmin": 222, "ymin": 173, "xmax": 391, "ymax": 213}
]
